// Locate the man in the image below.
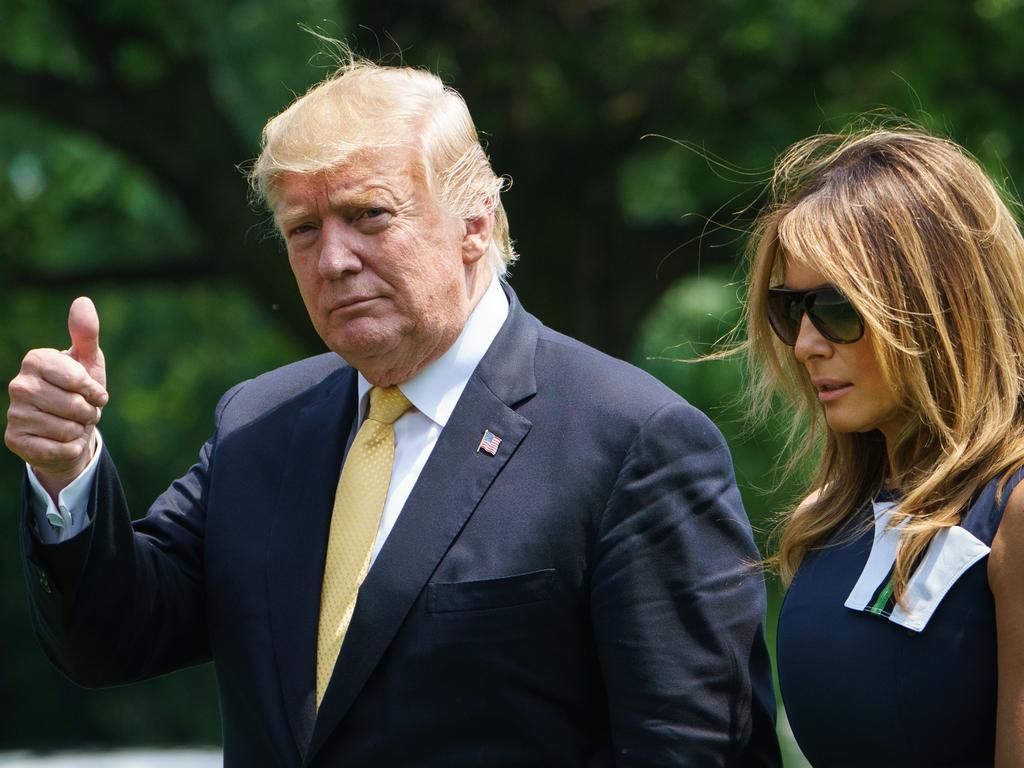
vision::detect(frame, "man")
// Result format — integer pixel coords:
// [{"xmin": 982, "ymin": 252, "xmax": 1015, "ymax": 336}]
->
[{"xmin": 6, "ymin": 57, "xmax": 780, "ymax": 766}]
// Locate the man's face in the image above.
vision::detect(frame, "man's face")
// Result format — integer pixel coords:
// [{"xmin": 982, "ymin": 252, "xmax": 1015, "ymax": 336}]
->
[{"xmin": 275, "ymin": 147, "xmax": 476, "ymax": 386}]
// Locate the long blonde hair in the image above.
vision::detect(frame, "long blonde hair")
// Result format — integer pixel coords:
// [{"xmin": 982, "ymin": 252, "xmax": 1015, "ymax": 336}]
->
[{"xmin": 747, "ymin": 126, "xmax": 1024, "ymax": 600}]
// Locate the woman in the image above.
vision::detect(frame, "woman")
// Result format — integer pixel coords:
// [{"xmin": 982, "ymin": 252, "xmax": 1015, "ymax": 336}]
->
[{"xmin": 744, "ymin": 127, "xmax": 1024, "ymax": 766}]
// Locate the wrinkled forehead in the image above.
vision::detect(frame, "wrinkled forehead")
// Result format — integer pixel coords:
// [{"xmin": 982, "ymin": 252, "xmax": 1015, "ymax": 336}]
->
[{"xmin": 267, "ymin": 144, "xmax": 432, "ymax": 215}]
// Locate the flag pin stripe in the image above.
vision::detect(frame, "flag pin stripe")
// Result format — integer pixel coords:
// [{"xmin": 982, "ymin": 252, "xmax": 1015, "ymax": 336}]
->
[{"xmin": 478, "ymin": 429, "xmax": 502, "ymax": 455}]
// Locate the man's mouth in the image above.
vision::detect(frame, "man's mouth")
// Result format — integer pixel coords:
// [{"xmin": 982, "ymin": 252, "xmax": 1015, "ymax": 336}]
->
[{"xmin": 333, "ymin": 296, "xmax": 379, "ymax": 311}]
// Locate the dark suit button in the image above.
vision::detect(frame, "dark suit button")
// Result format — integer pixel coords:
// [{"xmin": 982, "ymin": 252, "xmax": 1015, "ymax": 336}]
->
[{"xmin": 38, "ymin": 571, "xmax": 52, "ymax": 594}]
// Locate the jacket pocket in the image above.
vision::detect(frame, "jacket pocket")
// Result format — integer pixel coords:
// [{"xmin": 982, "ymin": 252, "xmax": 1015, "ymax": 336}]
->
[{"xmin": 426, "ymin": 568, "xmax": 556, "ymax": 613}]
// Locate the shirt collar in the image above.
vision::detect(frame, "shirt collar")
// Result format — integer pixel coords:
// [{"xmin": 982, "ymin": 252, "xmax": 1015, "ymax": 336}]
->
[{"xmin": 356, "ymin": 275, "xmax": 509, "ymax": 426}]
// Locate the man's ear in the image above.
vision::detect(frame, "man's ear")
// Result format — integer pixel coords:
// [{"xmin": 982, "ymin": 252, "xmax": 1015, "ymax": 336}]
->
[{"xmin": 462, "ymin": 210, "xmax": 495, "ymax": 265}]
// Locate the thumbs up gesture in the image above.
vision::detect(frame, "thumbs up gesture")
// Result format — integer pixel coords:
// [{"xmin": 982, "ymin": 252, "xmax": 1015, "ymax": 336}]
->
[
  {"xmin": 66, "ymin": 297, "xmax": 107, "ymax": 393},
  {"xmin": 5, "ymin": 297, "xmax": 109, "ymax": 500}
]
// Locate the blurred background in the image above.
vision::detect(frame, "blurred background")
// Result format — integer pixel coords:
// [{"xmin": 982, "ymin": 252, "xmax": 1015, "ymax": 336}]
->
[{"xmin": 3, "ymin": 0, "xmax": 1024, "ymax": 764}]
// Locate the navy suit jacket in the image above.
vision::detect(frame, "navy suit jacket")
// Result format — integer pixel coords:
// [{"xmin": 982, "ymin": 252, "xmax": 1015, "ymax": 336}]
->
[{"xmin": 22, "ymin": 287, "xmax": 780, "ymax": 766}]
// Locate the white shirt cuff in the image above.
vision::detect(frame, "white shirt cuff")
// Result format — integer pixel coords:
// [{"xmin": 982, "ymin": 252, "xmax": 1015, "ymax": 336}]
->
[{"xmin": 26, "ymin": 430, "xmax": 104, "ymax": 544}]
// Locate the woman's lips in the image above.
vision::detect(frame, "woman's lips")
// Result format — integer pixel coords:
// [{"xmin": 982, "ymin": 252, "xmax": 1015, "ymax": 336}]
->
[{"xmin": 816, "ymin": 382, "xmax": 853, "ymax": 401}]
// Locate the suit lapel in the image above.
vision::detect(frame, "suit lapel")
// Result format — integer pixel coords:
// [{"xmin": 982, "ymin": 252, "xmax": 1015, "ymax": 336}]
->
[
  {"xmin": 305, "ymin": 286, "xmax": 540, "ymax": 762},
  {"xmin": 265, "ymin": 366, "xmax": 358, "ymax": 759}
]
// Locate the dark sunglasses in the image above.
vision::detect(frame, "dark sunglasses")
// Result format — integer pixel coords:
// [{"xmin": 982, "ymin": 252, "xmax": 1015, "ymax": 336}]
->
[{"xmin": 766, "ymin": 285, "xmax": 865, "ymax": 345}]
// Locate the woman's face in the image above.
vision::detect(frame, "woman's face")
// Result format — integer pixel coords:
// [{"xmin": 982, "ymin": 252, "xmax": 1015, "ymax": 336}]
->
[{"xmin": 783, "ymin": 259, "xmax": 907, "ymax": 445}]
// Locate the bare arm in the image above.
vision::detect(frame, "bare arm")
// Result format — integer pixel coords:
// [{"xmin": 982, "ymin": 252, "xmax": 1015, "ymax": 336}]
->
[{"xmin": 990, "ymin": 481, "xmax": 1024, "ymax": 767}]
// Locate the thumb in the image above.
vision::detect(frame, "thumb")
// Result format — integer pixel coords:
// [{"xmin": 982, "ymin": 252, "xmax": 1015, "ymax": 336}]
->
[{"xmin": 67, "ymin": 296, "xmax": 106, "ymax": 388}]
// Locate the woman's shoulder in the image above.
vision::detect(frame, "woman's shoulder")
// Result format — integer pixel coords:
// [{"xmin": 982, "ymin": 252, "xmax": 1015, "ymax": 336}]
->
[
  {"xmin": 959, "ymin": 465, "xmax": 1024, "ymax": 545},
  {"xmin": 1000, "ymin": 469, "xmax": 1024, "ymax": 521},
  {"xmin": 989, "ymin": 471, "xmax": 1024, "ymax": 594}
]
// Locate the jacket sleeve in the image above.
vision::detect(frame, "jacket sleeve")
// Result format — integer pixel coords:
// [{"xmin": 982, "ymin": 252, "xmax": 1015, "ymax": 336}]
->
[
  {"xmin": 19, "ymin": 382, "xmax": 246, "ymax": 687},
  {"xmin": 590, "ymin": 400, "xmax": 781, "ymax": 767}
]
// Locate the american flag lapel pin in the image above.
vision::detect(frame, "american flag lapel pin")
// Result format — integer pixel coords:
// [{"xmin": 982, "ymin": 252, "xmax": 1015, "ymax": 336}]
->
[{"xmin": 477, "ymin": 429, "xmax": 502, "ymax": 456}]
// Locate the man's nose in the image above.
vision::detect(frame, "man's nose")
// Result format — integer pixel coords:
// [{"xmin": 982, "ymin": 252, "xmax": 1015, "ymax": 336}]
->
[
  {"xmin": 318, "ymin": 219, "xmax": 362, "ymax": 278},
  {"xmin": 793, "ymin": 313, "xmax": 831, "ymax": 362}
]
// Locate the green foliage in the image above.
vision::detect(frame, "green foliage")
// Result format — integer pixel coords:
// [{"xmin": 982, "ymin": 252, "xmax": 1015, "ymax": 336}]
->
[{"xmin": 0, "ymin": 113, "xmax": 194, "ymax": 277}]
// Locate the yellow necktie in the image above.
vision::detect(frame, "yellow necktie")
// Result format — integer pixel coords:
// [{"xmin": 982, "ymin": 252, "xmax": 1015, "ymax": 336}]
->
[{"xmin": 316, "ymin": 385, "xmax": 411, "ymax": 707}]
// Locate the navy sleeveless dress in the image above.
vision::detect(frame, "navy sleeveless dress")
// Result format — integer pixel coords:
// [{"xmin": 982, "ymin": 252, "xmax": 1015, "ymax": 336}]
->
[{"xmin": 777, "ymin": 471, "xmax": 1021, "ymax": 767}]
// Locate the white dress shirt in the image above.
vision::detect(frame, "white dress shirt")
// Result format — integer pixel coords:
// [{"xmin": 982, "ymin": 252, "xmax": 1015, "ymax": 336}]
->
[
  {"xmin": 355, "ymin": 276, "xmax": 508, "ymax": 564},
  {"xmin": 28, "ymin": 276, "xmax": 509, "ymax": 560},
  {"xmin": 26, "ymin": 431, "xmax": 105, "ymax": 543}
]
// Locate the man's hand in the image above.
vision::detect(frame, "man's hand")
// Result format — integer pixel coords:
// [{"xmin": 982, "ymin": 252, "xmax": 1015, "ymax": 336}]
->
[{"xmin": 5, "ymin": 297, "xmax": 109, "ymax": 501}]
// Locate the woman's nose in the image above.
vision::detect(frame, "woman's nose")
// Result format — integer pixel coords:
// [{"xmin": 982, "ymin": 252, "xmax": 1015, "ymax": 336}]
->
[{"xmin": 793, "ymin": 313, "xmax": 831, "ymax": 362}]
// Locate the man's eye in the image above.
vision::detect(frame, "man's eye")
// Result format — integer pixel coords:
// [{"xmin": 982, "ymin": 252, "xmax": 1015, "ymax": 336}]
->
[
  {"xmin": 362, "ymin": 208, "xmax": 386, "ymax": 219},
  {"xmin": 288, "ymin": 224, "xmax": 316, "ymax": 237}
]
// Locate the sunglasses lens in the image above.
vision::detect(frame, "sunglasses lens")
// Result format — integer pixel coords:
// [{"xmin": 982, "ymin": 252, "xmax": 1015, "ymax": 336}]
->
[
  {"xmin": 766, "ymin": 286, "xmax": 864, "ymax": 345},
  {"xmin": 810, "ymin": 289, "xmax": 864, "ymax": 343},
  {"xmin": 766, "ymin": 291, "xmax": 801, "ymax": 345}
]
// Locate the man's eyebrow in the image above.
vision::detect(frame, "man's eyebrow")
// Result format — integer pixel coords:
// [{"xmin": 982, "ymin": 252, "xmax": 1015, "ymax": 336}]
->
[
  {"xmin": 331, "ymin": 187, "xmax": 402, "ymax": 208},
  {"xmin": 274, "ymin": 205, "xmax": 312, "ymax": 228},
  {"xmin": 274, "ymin": 185, "xmax": 405, "ymax": 226}
]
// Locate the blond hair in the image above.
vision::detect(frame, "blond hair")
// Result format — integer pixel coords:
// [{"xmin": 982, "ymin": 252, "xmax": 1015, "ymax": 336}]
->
[
  {"xmin": 249, "ymin": 55, "xmax": 516, "ymax": 275},
  {"xmin": 745, "ymin": 126, "xmax": 1024, "ymax": 601}
]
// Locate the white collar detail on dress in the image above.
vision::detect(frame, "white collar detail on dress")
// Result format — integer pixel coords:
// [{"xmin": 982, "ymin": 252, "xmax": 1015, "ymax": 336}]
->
[{"xmin": 844, "ymin": 500, "xmax": 991, "ymax": 632}]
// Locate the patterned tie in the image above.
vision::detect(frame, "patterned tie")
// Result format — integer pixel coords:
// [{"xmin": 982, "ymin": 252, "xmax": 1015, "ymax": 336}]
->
[{"xmin": 316, "ymin": 385, "xmax": 411, "ymax": 707}]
